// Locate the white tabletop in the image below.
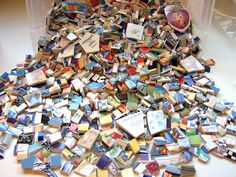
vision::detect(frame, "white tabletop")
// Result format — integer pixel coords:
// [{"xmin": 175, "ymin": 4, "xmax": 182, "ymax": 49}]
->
[{"xmin": 0, "ymin": 0, "xmax": 235, "ymax": 177}]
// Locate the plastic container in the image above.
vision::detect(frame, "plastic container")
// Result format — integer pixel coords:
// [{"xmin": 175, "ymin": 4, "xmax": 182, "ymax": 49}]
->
[
  {"xmin": 26, "ymin": 0, "xmax": 54, "ymax": 52},
  {"xmin": 182, "ymin": 0, "xmax": 215, "ymax": 49},
  {"xmin": 26, "ymin": 0, "xmax": 215, "ymax": 52},
  {"xmin": 213, "ymin": 0, "xmax": 236, "ymax": 45}
]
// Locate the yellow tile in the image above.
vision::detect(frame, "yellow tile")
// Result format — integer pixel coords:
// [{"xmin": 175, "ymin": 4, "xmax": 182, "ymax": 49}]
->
[
  {"xmin": 138, "ymin": 139, "xmax": 146, "ymax": 146},
  {"xmin": 127, "ymin": 151, "xmax": 133, "ymax": 158},
  {"xmin": 99, "ymin": 114, "xmax": 112, "ymax": 126},
  {"xmin": 78, "ymin": 124, "xmax": 89, "ymax": 133},
  {"xmin": 129, "ymin": 139, "xmax": 140, "ymax": 154},
  {"xmin": 121, "ymin": 168, "xmax": 134, "ymax": 177},
  {"xmin": 62, "ymin": 148, "xmax": 74, "ymax": 160},
  {"xmin": 100, "ymin": 128, "xmax": 115, "ymax": 137},
  {"xmin": 97, "ymin": 169, "xmax": 108, "ymax": 177},
  {"xmin": 188, "ymin": 92, "xmax": 195, "ymax": 102}
]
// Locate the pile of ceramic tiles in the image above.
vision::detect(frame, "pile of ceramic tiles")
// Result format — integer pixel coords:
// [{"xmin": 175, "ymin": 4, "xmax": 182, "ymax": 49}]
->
[{"xmin": 0, "ymin": 0, "xmax": 235, "ymax": 177}]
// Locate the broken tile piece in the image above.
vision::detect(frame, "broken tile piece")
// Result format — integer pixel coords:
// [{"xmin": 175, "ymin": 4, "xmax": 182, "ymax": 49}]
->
[
  {"xmin": 78, "ymin": 128, "xmax": 100, "ymax": 150},
  {"xmin": 180, "ymin": 55, "xmax": 205, "ymax": 73},
  {"xmin": 23, "ymin": 90, "xmax": 42, "ymax": 107},
  {"xmin": 121, "ymin": 168, "xmax": 135, "ymax": 177},
  {"xmin": 50, "ymin": 154, "xmax": 62, "ymax": 169},
  {"xmin": 0, "ymin": 1, "xmax": 235, "ymax": 177},
  {"xmin": 129, "ymin": 139, "xmax": 140, "ymax": 154},
  {"xmin": 147, "ymin": 110, "xmax": 167, "ymax": 135},
  {"xmin": 116, "ymin": 111, "xmax": 145, "ymax": 138},
  {"xmin": 79, "ymin": 33, "xmax": 100, "ymax": 54},
  {"xmin": 21, "ymin": 156, "xmax": 37, "ymax": 169},
  {"xmin": 49, "ymin": 132, "xmax": 62, "ymax": 144},
  {"xmin": 126, "ymin": 23, "xmax": 144, "ymax": 40},
  {"xmin": 25, "ymin": 69, "xmax": 47, "ymax": 86}
]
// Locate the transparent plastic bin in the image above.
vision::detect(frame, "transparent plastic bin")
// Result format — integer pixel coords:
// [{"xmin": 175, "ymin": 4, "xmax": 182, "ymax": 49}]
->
[
  {"xmin": 182, "ymin": 0, "xmax": 215, "ymax": 49},
  {"xmin": 26, "ymin": 0, "xmax": 215, "ymax": 52},
  {"xmin": 26, "ymin": 0, "xmax": 54, "ymax": 52},
  {"xmin": 213, "ymin": 0, "xmax": 236, "ymax": 45}
]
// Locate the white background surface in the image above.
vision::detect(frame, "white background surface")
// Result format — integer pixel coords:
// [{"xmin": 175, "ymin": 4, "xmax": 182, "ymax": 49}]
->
[{"xmin": 0, "ymin": 0, "xmax": 235, "ymax": 177}]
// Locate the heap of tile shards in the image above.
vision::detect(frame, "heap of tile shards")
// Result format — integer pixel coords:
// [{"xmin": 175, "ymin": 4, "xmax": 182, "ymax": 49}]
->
[{"xmin": 0, "ymin": 0, "xmax": 235, "ymax": 177}]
